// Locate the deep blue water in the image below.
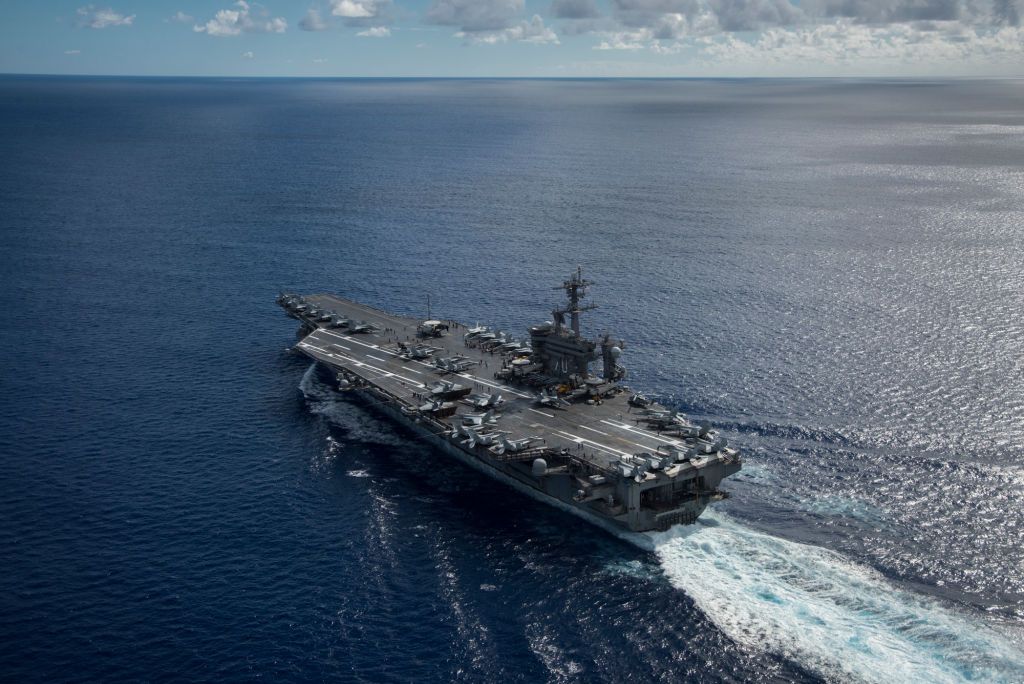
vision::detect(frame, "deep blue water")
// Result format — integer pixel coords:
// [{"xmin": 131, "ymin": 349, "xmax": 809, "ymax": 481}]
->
[{"xmin": 1, "ymin": 76, "xmax": 1023, "ymax": 683}]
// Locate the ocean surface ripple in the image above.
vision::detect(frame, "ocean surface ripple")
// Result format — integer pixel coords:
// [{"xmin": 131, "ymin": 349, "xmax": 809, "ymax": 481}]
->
[{"xmin": 1, "ymin": 77, "xmax": 1022, "ymax": 682}]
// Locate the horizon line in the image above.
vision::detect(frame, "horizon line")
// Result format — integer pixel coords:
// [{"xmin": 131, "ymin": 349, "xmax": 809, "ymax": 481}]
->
[{"xmin": 3, "ymin": 72, "xmax": 1022, "ymax": 81}]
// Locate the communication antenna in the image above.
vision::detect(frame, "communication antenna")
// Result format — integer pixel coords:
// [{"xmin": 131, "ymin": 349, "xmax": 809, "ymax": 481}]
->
[{"xmin": 552, "ymin": 266, "xmax": 596, "ymax": 335}]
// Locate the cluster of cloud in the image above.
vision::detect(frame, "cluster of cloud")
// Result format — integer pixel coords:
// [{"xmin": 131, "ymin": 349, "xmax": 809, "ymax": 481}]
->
[
  {"xmin": 193, "ymin": 1, "xmax": 286, "ymax": 36},
  {"xmin": 357, "ymin": 26, "xmax": 392, "ymax": 37},
  {"xmin": 76, "ymin": 5, "xmax": 134, "ymax": 29},
  {"xmin": 427, "ymin": 0, "xmax": 558, "ymax": 43},
  {"xmin": 552, "ymin": 0, "xmax": 1024, "ymax": 64},
  {"xmin": 71, "ymin": 0, "xmax": 1024, "ymax": 66},
  {"xmin": 299, "ymin": 0, "xmax": 393, "ymax": 32},
  {"xmin": 694, "ymin": 19, "xmax": 1024, "ymax": 65}
]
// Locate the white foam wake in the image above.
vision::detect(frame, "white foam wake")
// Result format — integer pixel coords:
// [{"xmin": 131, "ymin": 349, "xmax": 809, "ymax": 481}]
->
[
  {"xmin": 297, "ymin": 363, "xmax": 410, "ymax": 447},
  {"xmin": 650, "ymin": 511, "xmax": 1024, "ymax": 684}
]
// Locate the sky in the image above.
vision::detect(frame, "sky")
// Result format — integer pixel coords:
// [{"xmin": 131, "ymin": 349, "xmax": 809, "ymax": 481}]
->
[{"xmin": 1, "ymin": 0, "xmax": 1022, "ymax": 77}]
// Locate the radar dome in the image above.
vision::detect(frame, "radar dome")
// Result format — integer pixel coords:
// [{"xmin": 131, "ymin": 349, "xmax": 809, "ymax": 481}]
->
[
  {"xmin": 532, "ymin": 459, "xmax": 548, "ymax": 477},
  {"xmin": 610, "ymin": 346, "xmax": 622, "ymax": 358}
]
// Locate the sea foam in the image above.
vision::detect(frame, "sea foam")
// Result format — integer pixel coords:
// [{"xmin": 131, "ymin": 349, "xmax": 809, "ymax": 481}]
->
[{"xmin": 650, "ymin": 511, "xmax": 1024, "ymax": 684}]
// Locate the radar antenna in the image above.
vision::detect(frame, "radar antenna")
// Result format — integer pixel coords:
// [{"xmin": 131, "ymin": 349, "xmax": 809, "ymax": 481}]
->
[{"xmin": 552, "ymin": 266, "xmax": 596, "ymax": 335}]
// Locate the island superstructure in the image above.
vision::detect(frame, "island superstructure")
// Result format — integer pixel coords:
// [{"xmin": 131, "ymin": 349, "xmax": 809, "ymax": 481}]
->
[{"xmin": 278, "ymin": 269, "xmax": 741, "ymax": 534}]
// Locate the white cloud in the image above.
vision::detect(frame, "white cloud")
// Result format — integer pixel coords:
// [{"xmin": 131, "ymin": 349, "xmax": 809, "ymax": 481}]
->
[
  {"xmin": 428, "ymin": 1, "xmax": 559, "ymax": 44},
  {"xmin": 312, "ymin": 57, "xmax": 328, "ymax": 63},
  {"xmin": 332, "ymin": 0, "xmax": 374, "ymax": 17},
  {"xmin": 242, "ymin": 50, "xmax": 255, "ymax": 58},
  {"xmin": 76, "ymin": 5, "xmax": 134, "ymax": 29},
  {"xmin": 194, "ymin": 1, "xmax": 287, "ymax": 36},
  {"xmin": 596, "ymin": 9, "xmax": 722, "ymax": 48},
  {"xmin": 457, "ymin": 14, "xmax": 559, "ymax": 43},
  {"xmin": 696, "ymin": 19, "xmax": 1024, "ymax": 65},
  {"xmin": 586, "ymin": 0, "xmax": 1024, "ymax": 68},
  {"xmin": 168, "ymin": 11, "xmax": 193, "ymax": 23},
  {"xmin": 64, "ymin": 49, "xmax": 82, "ymax": 55},
  {"xmin": 330, "ymin": 0, "xmax": 393, "ymax": 24},
  {"xmin": 357, "ymin": 26, "xmax": 392, "ymax": 36},
  {"xmin": 596, "ymin": 29, "xmax": 650, "ymax": 49},
  {"xmin": 427, "ymin": 0, "xmax": 525, "ymax": 31},
  {"xmin": 299, "ymin": 9, "xmax": 329, "ymax": 31}
]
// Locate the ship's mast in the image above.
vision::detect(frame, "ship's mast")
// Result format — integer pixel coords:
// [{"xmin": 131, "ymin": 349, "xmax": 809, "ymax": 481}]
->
[{"xmin": 553, "ymin": 266, "xmax": 596, "ymax": 335}]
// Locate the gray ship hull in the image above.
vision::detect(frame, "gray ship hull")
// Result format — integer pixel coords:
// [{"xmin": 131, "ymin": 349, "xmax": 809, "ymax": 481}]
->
[{"xmin": 341, "ymin": 379, "xmax": 659, "ymax": 547}]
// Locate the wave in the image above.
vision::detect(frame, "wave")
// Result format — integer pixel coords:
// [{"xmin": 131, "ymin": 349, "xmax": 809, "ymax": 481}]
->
[
  {"xmin": 649, "ymin": 511, "xmax": 1024, "ymax": 684},
  {"xmin": 297, "ymin": 363, "xmax": 413, "ymax": 448}
]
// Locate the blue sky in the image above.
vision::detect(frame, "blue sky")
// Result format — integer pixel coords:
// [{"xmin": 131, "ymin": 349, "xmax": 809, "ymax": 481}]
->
[{"xmin": 1, "ymin": 0, "xmax": 1022, "ymax": 77}]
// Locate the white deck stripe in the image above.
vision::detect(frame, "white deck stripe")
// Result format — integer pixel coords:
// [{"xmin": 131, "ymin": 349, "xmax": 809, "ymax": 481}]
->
[
  {"xmin": 456, "ymin": 373, "xmax": 532, "ymax": 399},
  {"xmin": 319, "ymin": 329, "xmax": 384, "ymax": 352},
  {"xmin": 315, "ymin": 328, "xmax": 533, "ymax": 399},
  {"xmin": 600, "ymin": 419, "xmax": 684, "ymax": 447},
  {"xmin": 552, "ymin": 429, "xmax": 632, "ymax": 458},
  {"xmin": 303, "ymin": 343, "xmax": 426, "ymax": 388}
]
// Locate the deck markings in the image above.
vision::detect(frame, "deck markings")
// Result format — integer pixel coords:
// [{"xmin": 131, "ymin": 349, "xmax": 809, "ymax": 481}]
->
[
  {"xmin": 456, "ymin": 373, "xmax": 532, "ymax": 399},
  {"xmin": 303, "ymin": 308, "xmax": 681, "ymax": 459},
  {"xmin": 600, "ymin": 419, "xmax": 684, "ymax": 447},
  {"xmin": 314, "ymin": 328, "xmax": 534, "ymax": 399},
  {"xmin": 551, "ymin": 429, "xmax": 632, "ymax": 458},
  {"xmin": 319, "ymin": 329, "xmax": 387, "ymax": 353},
  {"xmin": 303, "ymin": 344, "xmax": 426, "ymax": 388}
]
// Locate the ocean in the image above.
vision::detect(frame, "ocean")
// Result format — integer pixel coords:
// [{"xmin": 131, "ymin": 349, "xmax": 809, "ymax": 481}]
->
[{"xmin": 0, "ymin": 76, "xmax": 1022, "ymax": 682}]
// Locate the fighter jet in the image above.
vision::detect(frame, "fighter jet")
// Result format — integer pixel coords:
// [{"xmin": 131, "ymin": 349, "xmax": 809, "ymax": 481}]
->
[
  {"xmin": 490, "ymin": 435, "xmax": 543, "ymax": 455},
  {"xmin": 461, "ymin": 409, "xmax": 498, "ymax": 427},
  {"xmin": 639, "ymin": 408, "xmax": 689, "ymax": 429},
  {"xmin": 465, "ymin": 392, "xmax": 503, "ymax": 410},
  {"xmin": 418, "ymin": 399, "xmax": 456, "ymax": 414},
  {"xmin": 534, "ymin": 388, "xmax": 570, "ymax": 410},
  {"xmin": 653, "ymin": 416, "xmax": 712, "ymax": 439},
  {"xmin": 398, "ymin": 344, "xmax": 436, "ymax": 360},
  {"xmin": 462, "ymin": 428, "xmax": 508, "ymax": 449},
  {"xmin": 276, "ymin": 292, "xmax": 300, "ymax": 307},
  {"xmin": 449, "ymin": 424, "xmax": 507, "ymax": 449},
  {"xmin": 463, "ymin": 324, "xmax": 490, "ymax": 342},
  {"xmin": 329, "ymin": 315, "xmax": 349, "ymax": 329},
  {"xmin": 433, "ymin": 356, "xmax": 476, "ymax": 374},
  {"xmin": 670, "ymin": 422, "xmax": 707, "ymax": 438},
  {"xmin": 628, "ymin": 393, "xmax": 652, "ymax": 408},
  {"xmin": 429, "ymin": 380, "xmax": 466, "ymax": 396},
  {"xmin": 683, "ymin": 432, "xmax": 726, "ymax": 455},
  {"xmin": 348, "ymin": 320, "xmax": 379, "ymax": 334}
]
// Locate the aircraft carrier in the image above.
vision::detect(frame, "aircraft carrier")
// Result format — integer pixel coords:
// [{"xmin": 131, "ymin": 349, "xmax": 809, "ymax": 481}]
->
[{"xmin": 278, "ymin": 269, "xmax": 741, "ymax": 535}]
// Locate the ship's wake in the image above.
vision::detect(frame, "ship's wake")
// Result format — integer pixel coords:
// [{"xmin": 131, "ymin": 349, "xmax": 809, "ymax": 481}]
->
[
  {"xmin": 298, "ymin": 363, "xmax": 411, "ymax": 448},
  {"xmin": 649, "ymin": 511, "xmax": 1024, "ymax": 684}
]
